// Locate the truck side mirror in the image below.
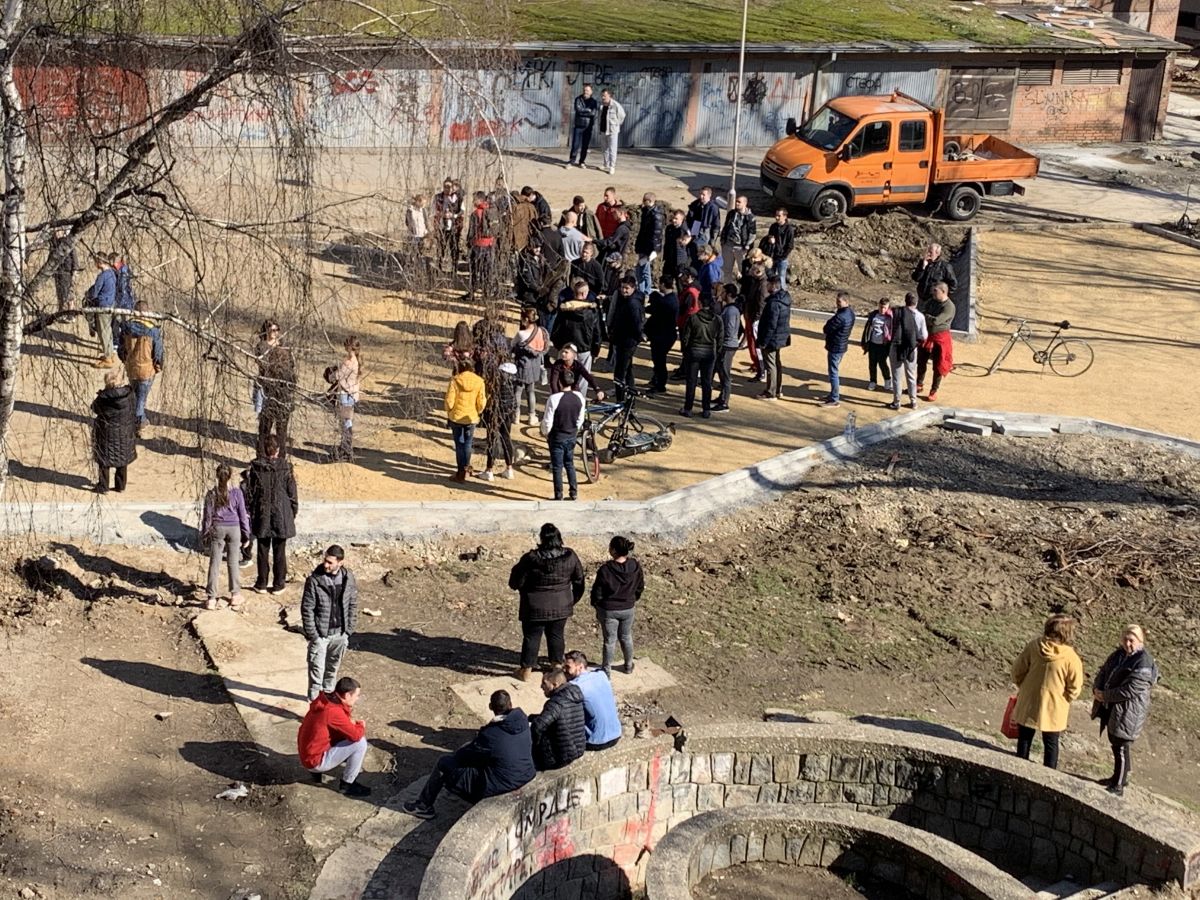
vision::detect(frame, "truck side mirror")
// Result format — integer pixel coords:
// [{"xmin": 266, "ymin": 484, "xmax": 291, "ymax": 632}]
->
[
  {"xmin": 839, "ymin": 145, "xmax": 853, "ymax": 162},
  {"xmin": 785, "ymin": 117, "xmax": 797, "ymax": 136}
]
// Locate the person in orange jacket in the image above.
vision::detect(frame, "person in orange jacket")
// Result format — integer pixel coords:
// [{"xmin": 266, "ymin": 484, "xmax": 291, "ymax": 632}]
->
[{"xmin": 296, "ymin": 676, "xmax": 371, "ymax": 797}]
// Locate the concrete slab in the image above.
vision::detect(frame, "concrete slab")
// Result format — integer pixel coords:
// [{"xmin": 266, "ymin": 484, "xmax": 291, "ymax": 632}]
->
[
  {"xmin": 996, "ymin": 423, "xmax": 1058, "ymax": 438},
  {"xmin": 450, "ymin": 660, "xmax": 677, "ymax": 723},
  {"xmin": 942, "ymin": 418, "xmax": 993, "ymax": 436}
]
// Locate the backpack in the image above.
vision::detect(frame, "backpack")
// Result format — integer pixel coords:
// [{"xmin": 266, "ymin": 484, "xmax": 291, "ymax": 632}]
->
[
  {"xmin": 477, "ymin": 204, "xmax": 501, "ymax": 240},
  {"xmin": 116, "ymin": 262, "xmax": 136, "ymax": 310}
]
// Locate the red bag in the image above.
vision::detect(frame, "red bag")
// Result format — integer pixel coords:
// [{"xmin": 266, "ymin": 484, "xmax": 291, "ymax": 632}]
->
[{"xmin": 1001, "ymin": 695, "xmax": 1020, "ymax": 739}]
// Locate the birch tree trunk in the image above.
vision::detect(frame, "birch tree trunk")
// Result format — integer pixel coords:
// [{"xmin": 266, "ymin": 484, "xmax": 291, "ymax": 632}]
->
[{"xmin": 0, "ymin": 0, "xmax": 27, "ymax": 486}]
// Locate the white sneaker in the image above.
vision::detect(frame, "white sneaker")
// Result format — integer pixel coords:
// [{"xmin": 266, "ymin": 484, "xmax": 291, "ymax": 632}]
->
[
  {"xmin": 529, "ymin": 413, "xmax": 539, "ymax": 426},
  {"xmin": 883, "ymin": 379, "xmax": 893, "ymax": 391},
  {"xmin": 502, "ymin": 468, "xmax": 515, "ymax": 480},
  {"xmin": 607, "ymin": 166, "xmax": 615, "ymax": 175},
  {"xmin": 514, "ymin": 447, "xmax": 528, "ymax": 463},
  {"xmin": 564, "ymin": 161, "xmax": 573, "ymax": 169},
  {"xmin": 477, "ymin": 470, "xmax": 494, "ymax": 482},
  {"xmin": 867, "ymin": 382, "xmax": 877, "ymax": 391}
]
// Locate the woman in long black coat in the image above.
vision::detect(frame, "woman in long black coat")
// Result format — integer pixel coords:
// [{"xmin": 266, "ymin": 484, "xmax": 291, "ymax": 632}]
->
[
  {"xmin": 1092, "ymin": 624, "xmax": 1159, "ymax": 797},
  {"xmin": 508, "ymin": 523, "xmax": 584, "ymax": 682},
  {"xmin": 92, "ymin": 370, "xmax": 137, "ymax": 493}
]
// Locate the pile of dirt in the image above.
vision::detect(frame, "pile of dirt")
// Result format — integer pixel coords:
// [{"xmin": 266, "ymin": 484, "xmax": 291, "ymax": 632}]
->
[{"xmin": 787, "ymin": 210, "xmax": 966, "ymax": 301}]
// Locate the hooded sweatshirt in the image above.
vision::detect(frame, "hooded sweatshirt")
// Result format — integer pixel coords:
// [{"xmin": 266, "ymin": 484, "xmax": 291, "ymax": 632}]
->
[
  {"xmin": 468, "ymin": 709, "xmax": 537, "ymax": 797},
  {"xmin": 591, "ymin": 557, "xmax": 645, "ymax": 612},
  {"xmin": 1012, "ymin": 638, "xmax": 1084, "ymax": 733},
  {"xmin": 444, "ymin": 369, "xmax": 487, "ymax": 425}
]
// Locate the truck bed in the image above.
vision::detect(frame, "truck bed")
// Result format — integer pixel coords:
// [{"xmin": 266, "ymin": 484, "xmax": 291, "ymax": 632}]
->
[{"xmin": 932, "ymin": 134, "xmax": 1040, "ymax": 184}]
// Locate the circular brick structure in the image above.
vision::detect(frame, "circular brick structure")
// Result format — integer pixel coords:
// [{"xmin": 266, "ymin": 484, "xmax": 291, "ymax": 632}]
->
[
  {"xmin": 418, "ymin": 723, "xmax": 1200, "ymax": 900},
  {"xmin": 644, "ymin": 805, "xmax": 1030, "ymax": 900}
]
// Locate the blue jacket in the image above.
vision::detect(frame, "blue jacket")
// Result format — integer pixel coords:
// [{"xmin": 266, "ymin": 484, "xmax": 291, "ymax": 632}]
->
[
  {"xmin": 115, "ymin": 263, "xmax": 136, "ymax": 310},
  {"xmin": 88, "ymin": 268, "xmax": 117, "ymax": 309},
  {"xmin": 758, "ymin": 289, "xmax": 792, "ymax": 351},
  {"xmin": 687, "ymin": 198, "xmax": 721, "ymax": 246},
  {"xmin": 572, "ymin": 670, "xmax": 622, "ymax": 746},
  {"xmin": 698, "ymin": 258, "xmax": 723, "ymax": 306},
  {"xmin": 720, "ymin": 303, "xmax": 742, "ymax": 349},
  {"xmin": 823, "ymin": 305, "xmax": 856, "ymax": 354}
]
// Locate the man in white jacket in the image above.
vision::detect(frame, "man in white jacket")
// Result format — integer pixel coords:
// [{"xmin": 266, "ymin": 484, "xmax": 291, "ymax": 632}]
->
[{"xmin": 597, "ymin": 89, "xmax": 627, "ymax": 176}]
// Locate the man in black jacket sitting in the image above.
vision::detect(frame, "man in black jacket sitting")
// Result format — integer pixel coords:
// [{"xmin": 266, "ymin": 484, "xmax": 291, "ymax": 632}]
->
[
  {"xmin": 402, "ymin": 690, "xmax": 536, "ymax": 819},
  {"xmin": 529, "ymin": 668, "xmax": 586, "ymax": 770}
]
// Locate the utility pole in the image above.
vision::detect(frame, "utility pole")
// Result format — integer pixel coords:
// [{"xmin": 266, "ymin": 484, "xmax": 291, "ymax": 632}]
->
[{"xmin": 728, "ymin": 0, "xmax": 749, "ymax": 210}]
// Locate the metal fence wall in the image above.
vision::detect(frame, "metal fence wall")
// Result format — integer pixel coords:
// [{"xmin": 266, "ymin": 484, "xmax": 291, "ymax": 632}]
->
[
  {"xmin": 812, "ymin": 60, "xmax": 940, "ymax": 107},
  {"xmin": 695, "ymin": 66, "xmax": 814, "ymax": 147}
]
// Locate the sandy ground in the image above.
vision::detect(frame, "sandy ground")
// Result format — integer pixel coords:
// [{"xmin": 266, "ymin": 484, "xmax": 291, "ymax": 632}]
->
[{"xmin": 9, "ymin": 224, "xmax": 1199, "ymax": 511}]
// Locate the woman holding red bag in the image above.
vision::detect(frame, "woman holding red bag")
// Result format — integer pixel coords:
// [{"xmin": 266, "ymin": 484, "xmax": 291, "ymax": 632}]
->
[{"xmin": 1010, "ymin": 614, "xmax": 1084, "ymax": 769}]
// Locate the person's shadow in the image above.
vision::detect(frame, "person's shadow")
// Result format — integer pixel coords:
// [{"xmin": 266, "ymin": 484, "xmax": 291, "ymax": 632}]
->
[
  {"xmin": 351, "ymin": 629, "xmax": 520, "ymax": 676},
  {"xmin": 140, "ymin": 510, "xmax": 199, "ymax": 551}
]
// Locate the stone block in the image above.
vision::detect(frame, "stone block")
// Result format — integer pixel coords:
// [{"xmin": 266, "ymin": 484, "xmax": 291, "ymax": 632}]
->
[
  {"xmin": 670, "ymin": 754, "xmax": 691, "ymax": 785},
  {"xmin": 1070, "ymin": 816, "xmax": 1095, "ymax": 843},
  {"xmin": 785, "ymin": 781, "xmax": 816, "ymax": 804},
  {"xmin": 997, "ymin": 423, "xmax": 1056, "ymax": 438},
  {"xmin": 839, "ymin": 850, "xmax": 868, "ymax": 873},
  {"xmin": 568, "ymin": 855, "xmax": 594, "ymax": 881},
  {"xmin": 671, "ymin": 784, "xmax": 697, "ymax": 815},
  {"xmin": 999, "ymin": 789, "xmax": 1015, "ymax": 813},
  {"xmin": 798, "ymin": 836, "xmax": 824, "ymax": 867},
  {"xmin": 872, "ymin": 783, "xmax": 891, "ymax": 806},
  {"xmin": 831, "ymin": 755, "xmax": 862, "ymax": 782},
  {"xmin": 599, "ymin": 766, "xmax": 628, "ymax": 801},
  {"xmin": 1032, "ymin": 837, "xmax": 1059, "ymax": 874},
  {"xmin": 628, "ymin": 761, "xmax": 648, "ymax": 793},
  {"xmin": 973, "ymin": 806, "xmax": 992, "ymax": 828},
  {"xmin": 608, "ymin": 792, "xmax": 637, "ymax": 822},
  {"xmin": 1014, "ymin": 794, "xmax": 1030, "ymax": 817},
  {"xmin": 696, "ymin": 784, "xmax": 724, "ymax": 812},
  {"xmin": 915, "ymin": 791, "xmax": 942, "ymax": 814},
  {"xmin": 801, "ymin": 753, "xmax": 831, "ymax": 781},
  {"xmin": 1141, "ymin": 849, "xmax": 1171, "ymax": 882},
  {"xmin": 773, "ymin": 754, "xmax": 800, "ymax": 783},
  {"xmin": 697, "ymin": 842, "xmax": 716, "ymax": 880},
  {"xmin": 871, "ymin": 859, "xmax": 904, "ymax": 886},
  {"xmin": 815, "ymin": 780, "xmax": 842, "ymax": 803},
  {"xmin": 746, "ymin": 831, "xmax": 765, "ymax": 863},
  {"xmin": 636, "ymin": 790, "xmax": 654, "ymax": 813},
  {"xmin": 724, "ymin": 785, "xmax": 760, "ymax": 808},
  {"xmin": 943, "ymin": 417, "xmax": 992, "ymax": 436},
  {"xmin": 785, "ymin": 836, "xmax": 806, "ymax": 864},
  {"xmin": 690, "ymin": 754, "xmax": 712, "ymax": 785},
  {"xmin": 1116, "ymin": 838, "xmax": 1143, "ymax": 872},
  {"xmin": 1063, "ymin": 850, "xmax": 1091, "ymax": 882},
  {"xmin": 749, "ymin": 754, "xmax": 773, "ymax": 785},
  {"xmin": 1094, "ymin": 826, "xmax": 1115, "ymax": 857},
  {"xmin": 553, "ymin": 877, "xmax": 584, "ymax": 900},
  {"xmin": 1010, "ymin": 817, "xmax": 1032, "ymax": 838},
  {"xmin": 1053, "ymin": 806, "xmax": 1072, "ymax": 833},
  {"xmin": 730, "ymin": 834, "xmax": 748, "ymax": 864},
  {"xmin": 579, "ymin": 802, "xmax": 609, "ymax": 833},
  {"xmin": 905, "ymin": 867, "xmax": 927, "ymax": 896},
  {"xmin": 757, "ymin": 783, "xmax": 783, "ymax": 803},
  {"xmin": 955, "ymin": 821, "xmax": 982, "ymax": 847},
  {"xmin": 733, "ymin": 753, "xmax": 751, "ymax": 784},
  {"xmin": 843, "ymin": 783, "xmax": 875, "ymax": 805},
  {"xmin": 874, "ymin": 759, "xmax": 895, "ymax": 785},
  {"xmin": 710, "ymin": 753, "xmax": 734, "ymax": 784},
  {"xmin": 927, "ymin": 814, "xmax": 955, "ymax": 840},
  {"xmin": 1030, "ymin": 798, "xmax": 1053, "ymax": 826},
  {"xmin": 944, "ymin": 799, "xmax": 962, "ymax": 821},
  {"xmin": 820, "ymin": 839, "xmax": 843, "ymax": 867},
  {"xmin": 894, "ymin": 760, "xmax": 920, "ymax": 789},
  {"xmin": 982, "ymin": 828, "xmax": 1008, "ymax": 853},
  {"xmin": 889, "ymin": 786, "xmax": 914, "ymax": 806},
  {"xmin": 712, "ymin": 837, "xmax": 731, "ymax": 872}
]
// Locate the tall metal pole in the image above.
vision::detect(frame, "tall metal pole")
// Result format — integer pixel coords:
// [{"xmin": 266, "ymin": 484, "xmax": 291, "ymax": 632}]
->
[{"xmin": 728, "ymin": 0, "xmax": 749, "ymax": 211}]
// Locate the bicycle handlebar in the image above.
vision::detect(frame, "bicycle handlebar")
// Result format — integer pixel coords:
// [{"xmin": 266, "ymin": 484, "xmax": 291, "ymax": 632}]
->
[
  {"xmin": 1004, "ymin": 317, "xmax": 1071, "ymax": 331},
  {"xmin": 612, "ymin": 380, "xmax": 648, "ymax": 398}
]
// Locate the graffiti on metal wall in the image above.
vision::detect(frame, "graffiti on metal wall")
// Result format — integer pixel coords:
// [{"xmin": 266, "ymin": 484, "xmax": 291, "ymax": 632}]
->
[
  {"xmin": 443, "ymin": 58, "xmax": 561, "ymax": 148},
  {"xmin": 696, "ymin": 70, "xmax": 807, "ymax": 147},
  {"xmin": 16, "ymin": 65, "xmax": 150, "ymax": 137}
]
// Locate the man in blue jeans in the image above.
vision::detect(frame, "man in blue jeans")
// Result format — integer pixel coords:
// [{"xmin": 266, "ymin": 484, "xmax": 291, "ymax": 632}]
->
[
  {"xmin": 821, "ymin": 292, "xmax": 856, "ymax": 408},
  {"xmin": 567, "ymin": 84, "xmax": 599, "ymax": 168},
  {"xmin": 541, "ymin": 370, "xmax": 585, "ymax": 500}
]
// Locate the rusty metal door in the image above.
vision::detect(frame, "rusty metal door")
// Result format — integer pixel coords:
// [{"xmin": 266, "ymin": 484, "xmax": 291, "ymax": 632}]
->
[{"xmin": 1122, "ymin": 58, "xmax": 1164, "ymax": 142}]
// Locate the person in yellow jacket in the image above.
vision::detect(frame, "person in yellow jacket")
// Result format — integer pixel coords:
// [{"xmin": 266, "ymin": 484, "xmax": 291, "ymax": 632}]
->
[
  {"xmin": 444, "ymin": 359, "xmax": 487, "ymax": 483},
  {"xmin": 1011, "ymin": 613, "xmax": 1084, "ymax": 769}
]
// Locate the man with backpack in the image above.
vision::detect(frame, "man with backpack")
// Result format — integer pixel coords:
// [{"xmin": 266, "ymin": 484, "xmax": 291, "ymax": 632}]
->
[{"xmin": 466, "ymin": 191, "xmax": 498, "ymax": 302}]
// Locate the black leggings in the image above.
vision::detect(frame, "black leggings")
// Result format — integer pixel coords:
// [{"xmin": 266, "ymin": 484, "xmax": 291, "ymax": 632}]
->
[
  {"xmin": 1110, "ymin": 736, "xmax": 1133, "ymax": 786},
  {"xmin": 1016, "ymin": 726, "xmax": 1061, "ymax": 769},
  {"xmin": 520, "ymin": 618, "xmax": 566, "ymax": 668}
]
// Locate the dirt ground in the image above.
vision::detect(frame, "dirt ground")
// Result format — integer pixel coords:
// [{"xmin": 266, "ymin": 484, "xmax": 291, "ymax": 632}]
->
[
  {"xmin": 3, "ymin": 429, "xmax": 1198, "ymax": 898},
  {"xmin": 692, "ymin": 862, "xmax": 892, "ymax": 900}
]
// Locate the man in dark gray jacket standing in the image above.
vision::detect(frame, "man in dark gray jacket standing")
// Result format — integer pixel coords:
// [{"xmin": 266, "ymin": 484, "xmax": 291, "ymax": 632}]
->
[
  {"xmin": 567, "ymin": 83, "xmax": 599, "ymax": 168},
  {"xmin": 301, "ymin": 545, "xmax": 359, "ymax": 701}
]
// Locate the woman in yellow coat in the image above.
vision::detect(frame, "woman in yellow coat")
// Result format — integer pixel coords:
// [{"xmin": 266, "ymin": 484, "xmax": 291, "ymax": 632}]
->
[
  {"xmin": 1011, "ymin": 614, "xmax": 1084, "ymax": 769},
  {"xmin": 444, "ymin": 359, "xmax": 487, "ymax": 483}
]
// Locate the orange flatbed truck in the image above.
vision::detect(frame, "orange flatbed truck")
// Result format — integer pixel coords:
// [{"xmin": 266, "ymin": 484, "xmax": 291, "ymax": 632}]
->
[{"xmin": 759, "ymin": 91, "xmax": 1040, "ymax": 222}]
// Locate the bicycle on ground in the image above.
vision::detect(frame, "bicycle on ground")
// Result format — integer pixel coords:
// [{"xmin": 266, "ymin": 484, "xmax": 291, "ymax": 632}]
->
[
  {"xmin": 956, "ymin": 317, "xmax": 1094, "ymax": 378},
  {"xmin": 575, "ymin": 382, "xmax": 673, "ymax": 483}
]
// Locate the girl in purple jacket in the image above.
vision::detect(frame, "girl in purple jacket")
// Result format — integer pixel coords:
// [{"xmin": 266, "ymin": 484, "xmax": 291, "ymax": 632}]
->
[{"xmin": 202, "ymin": 463, "xmax": 252, "ymax": 610}]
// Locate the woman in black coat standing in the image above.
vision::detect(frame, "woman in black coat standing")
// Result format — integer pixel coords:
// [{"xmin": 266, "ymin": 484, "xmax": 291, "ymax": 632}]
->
[
  {"xmin": 244, "ymin": 434, "xmax": 298, "ymax": 594},
  {"xmin": 508, "ymin": 523, "xmax": 584, "ymax": 682},
  {"xmin": 1092, "ymin": 624, "xmax": 1159, "ymax": 797},
  {"xmin": 92, "ymin": 369, "xmax": 137, "ymax": 492}
]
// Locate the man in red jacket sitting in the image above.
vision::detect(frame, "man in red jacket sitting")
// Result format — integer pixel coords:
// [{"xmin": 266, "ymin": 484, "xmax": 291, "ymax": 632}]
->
[{"xmin": 297, "ymin": 676, "xmax": 371, "ymax": 797}]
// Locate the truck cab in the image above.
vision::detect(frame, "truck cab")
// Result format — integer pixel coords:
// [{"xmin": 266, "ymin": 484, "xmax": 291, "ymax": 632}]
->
[{"xmin": 760, "ymin": 93, "xmax": 1038, "ymax": 222}]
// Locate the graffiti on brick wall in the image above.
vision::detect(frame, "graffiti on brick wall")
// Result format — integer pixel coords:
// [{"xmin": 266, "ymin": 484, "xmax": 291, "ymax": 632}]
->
[
  {"xmin": 16, "ymin": 65, "xmax": 150, "ymax": 136},
  {"xmin": 1019, "ymin": 86, "xmax": 1103, "ymax": 120},
  {"xmin": 945, "ymin": 71, "xmax": 1016, "ymax": 128}
]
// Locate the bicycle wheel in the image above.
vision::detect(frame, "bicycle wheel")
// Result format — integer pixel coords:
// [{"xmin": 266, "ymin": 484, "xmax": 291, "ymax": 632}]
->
[
  {"xmin": 1048, "ymin": 339, "xmax": 1094, "ymax": 377},
  {"xmin": 954, "ymin": 362, "xmax": 991, "ymax": 378},
  {"xmin": 577, "ymin": 430, "xmax": 601, "ymax": 483},
  {"xmin": 639, "ymin": 415, "xmax": 673, "ymax": 451}
]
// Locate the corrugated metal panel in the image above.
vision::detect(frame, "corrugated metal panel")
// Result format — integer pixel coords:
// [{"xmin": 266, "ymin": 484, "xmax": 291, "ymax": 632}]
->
[
  {"xmin": 442, "ymin": 60, "xmax": 563, "ymax": 149},
  {"xmin": 163, "ymin": 71, "xmax": 298, "ymax": 147},
  {"xmin": 567, "ymin": 60, "xmax": 691, "ymax": 147},
  {"xmin": 307, "ymin": 68, "xmax": 436, "ymax": 147},
  {"xmin": 813, "ymin": 60, "xmax": 939, "ymax": 107},
  {"xmin": 695, "ymin": 68, "xmax": 813, "ymax": 147}
]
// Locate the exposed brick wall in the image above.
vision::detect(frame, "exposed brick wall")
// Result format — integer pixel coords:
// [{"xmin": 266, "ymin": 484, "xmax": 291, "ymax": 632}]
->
[{"xmin": 1009, "ymin": 73, "xmax": 1131, "ymax": 143}]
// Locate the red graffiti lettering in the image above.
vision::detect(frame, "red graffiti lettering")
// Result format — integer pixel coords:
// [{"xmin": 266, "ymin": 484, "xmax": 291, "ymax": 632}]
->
[
  {"xmin": 330, "ymin": 69, "xmax": 378, "ymax": 96},
  {"xmin": 533, "ymin": 817, "xmax": 575, "ymax": 868}
]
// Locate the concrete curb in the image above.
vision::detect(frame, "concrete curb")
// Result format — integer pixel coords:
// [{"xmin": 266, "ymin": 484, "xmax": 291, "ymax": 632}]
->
[
  {"xmin": 1138, "ymin": 222, "xmax": 1200, "ymax": 252},
  {"xmin": 3, "ymin": 409, "xmax": 1196, "ymax": 547}
]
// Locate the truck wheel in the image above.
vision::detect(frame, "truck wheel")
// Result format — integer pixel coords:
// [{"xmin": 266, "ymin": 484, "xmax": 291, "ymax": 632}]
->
[
  {"xmin": 945, "ymin": 185, "xmax": 982, "ymax": 221},
  {"xmin": 810, "ymin": 189, "xmax": 847, "ymax": 223}
]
